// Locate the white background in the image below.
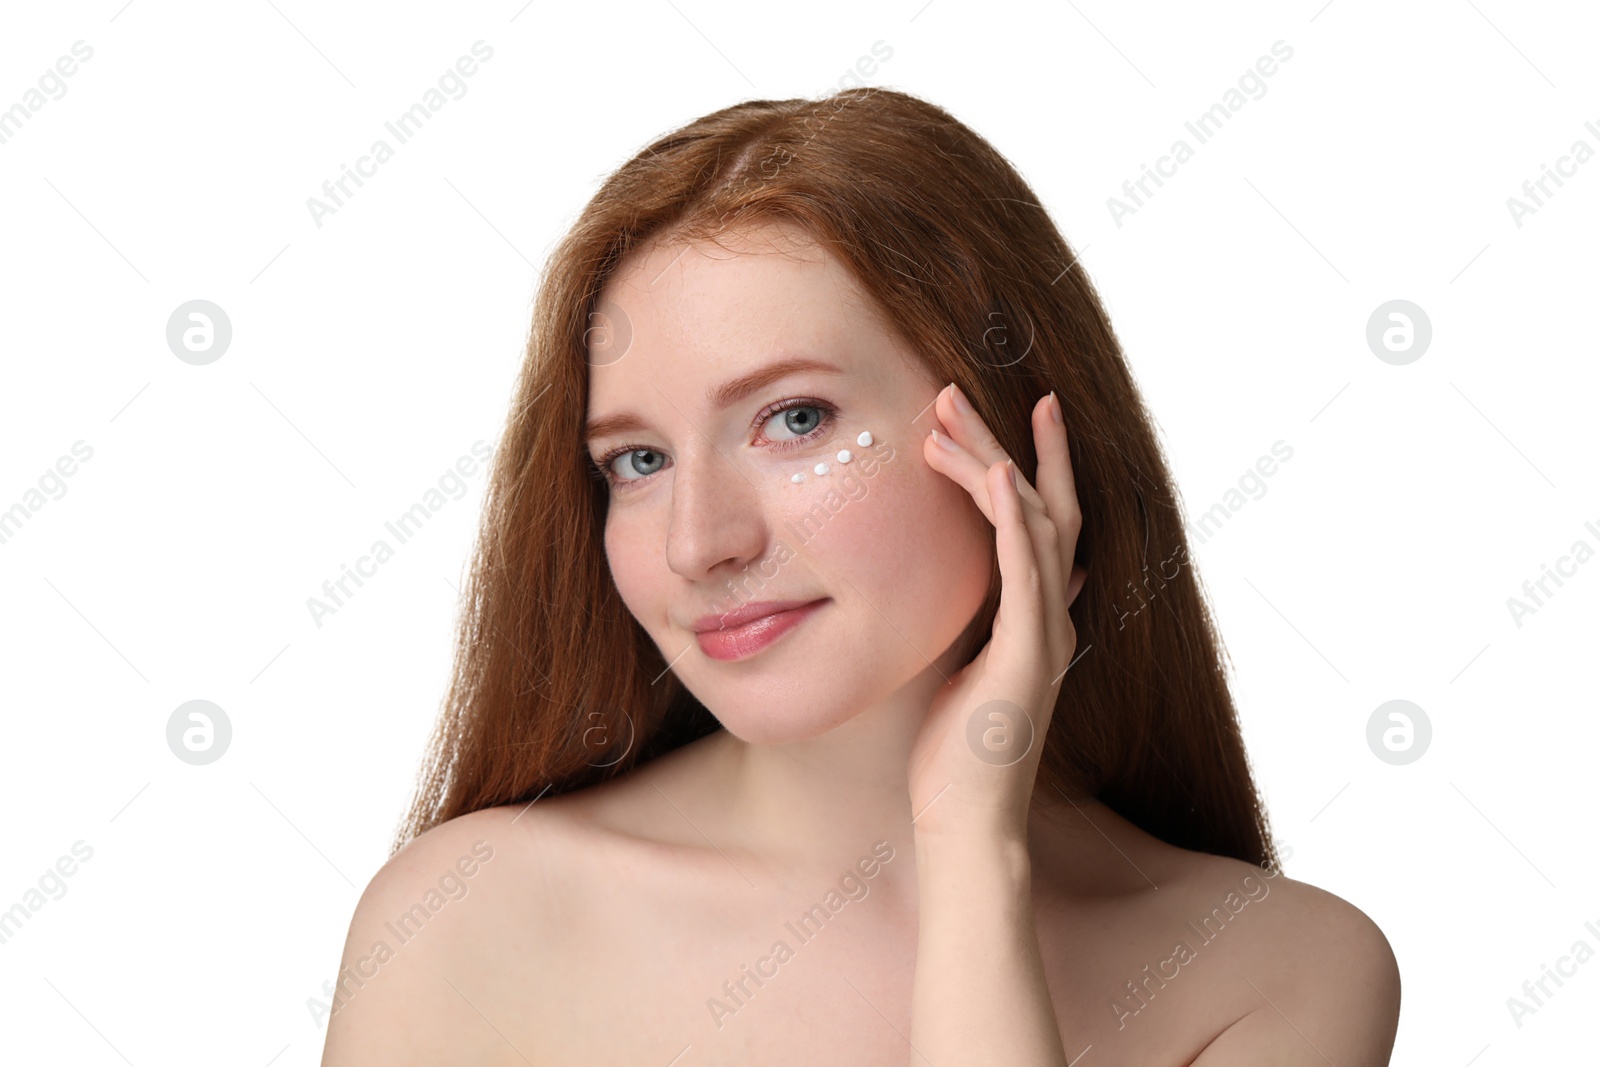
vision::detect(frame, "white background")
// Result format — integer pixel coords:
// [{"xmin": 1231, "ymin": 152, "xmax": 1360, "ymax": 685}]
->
[{"xmin": 1, "ymin": 0, "xmax": 1596, "ymax": 1063}]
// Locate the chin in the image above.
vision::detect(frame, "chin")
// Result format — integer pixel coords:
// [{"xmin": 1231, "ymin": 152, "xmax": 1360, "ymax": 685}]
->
[
  {"xmin": 687, "ymin": 660, "xmax": 868, "ymax": 746},
  {"xmin": 715, "ymin": 708, "xmax": 856, "ymax": 747},
  {"xmin": 681, "ymin": 633, "xmax": 942, "ymax": 747}
]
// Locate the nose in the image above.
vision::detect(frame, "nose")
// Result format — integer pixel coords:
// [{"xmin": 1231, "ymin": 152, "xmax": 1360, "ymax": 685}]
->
[{"xmin": 664, "ymin": 443, "xmax": 769, "ymax": 581}]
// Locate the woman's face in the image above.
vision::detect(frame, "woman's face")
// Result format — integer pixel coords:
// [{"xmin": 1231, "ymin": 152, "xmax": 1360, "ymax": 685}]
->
[{"xmin": 585, "ymin": 221, "xmax": 994, "ymax": 744}]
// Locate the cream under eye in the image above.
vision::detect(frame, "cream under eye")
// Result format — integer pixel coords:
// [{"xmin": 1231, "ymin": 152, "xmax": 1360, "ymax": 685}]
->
[{"xmin": 592, "ymin": 398, "xmax": 838, "ymax": 490}]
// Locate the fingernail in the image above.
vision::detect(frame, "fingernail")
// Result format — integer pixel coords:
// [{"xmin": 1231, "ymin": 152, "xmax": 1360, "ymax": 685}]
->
[
  {"xmin": 1049, "ymin": 391, "xmax": 1062, "ymax": 425},
  {"xmin": 1007, "ymin": 457, "xmax": 1017, "ymax": 489},
  {"xmin": 930, "ymin": 427, "xmax": 960, "ymax": 453},
  {"xmin": 948, "ymin": 382, "xmax": 972, "ymax": 415}
]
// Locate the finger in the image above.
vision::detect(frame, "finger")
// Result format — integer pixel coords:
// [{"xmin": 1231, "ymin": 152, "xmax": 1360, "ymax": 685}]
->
[
  {"xmin": 925, "ymin": 420, "xmax": 1066, "ymax": 656},
  {"xmin": 985, "ymin": 459, "xmax": 1048, "ymax": 685},
  {"xmin": 924, "ymin": 415, "xmax": 1051, "ymax": 526},
  {"xmin": 1031, "ymin": 391, "xmax": 1085, "ymax": 608},
  {"xmin": 1065, "ymin": 563, "xmax": 1089, "ymax": 611},
  {"xmin": 1011, "ymin": 458, "xmax": 1068, "ymax": 665},
  {"xmin": 923, "ymin": 426, "xmax": 998, "ymax": 524},
  {"xmin": 937, "ymin": 383, "xmax": 1049, "ymax": 514}
]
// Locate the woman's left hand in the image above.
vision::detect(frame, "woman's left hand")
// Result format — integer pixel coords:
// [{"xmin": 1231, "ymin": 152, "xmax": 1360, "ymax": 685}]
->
[{"xmin": 907, "ymin": 383, "xmax": 1089, "ymax": 842}]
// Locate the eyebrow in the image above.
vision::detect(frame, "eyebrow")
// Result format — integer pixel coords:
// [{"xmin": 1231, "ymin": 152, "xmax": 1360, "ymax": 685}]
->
[{"xmin": 584, "ymin": 355, "xmax": 846, "ymax": 446}]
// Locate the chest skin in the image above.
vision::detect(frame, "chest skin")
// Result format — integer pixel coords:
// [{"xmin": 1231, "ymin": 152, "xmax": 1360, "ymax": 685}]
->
[{"xmin": 444, "ymin": 823, "xmax": 1260, "ymax": 1067}]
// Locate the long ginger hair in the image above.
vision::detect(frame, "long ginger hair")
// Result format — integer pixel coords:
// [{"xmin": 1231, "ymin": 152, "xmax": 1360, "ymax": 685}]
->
[{"xmin": 392, "ymin": 87, "xmax": 1279, "ymax": 872}]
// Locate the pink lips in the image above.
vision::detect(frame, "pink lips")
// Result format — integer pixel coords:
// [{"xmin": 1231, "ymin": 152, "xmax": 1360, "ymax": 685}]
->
[{"xmin": 692, "ymin": 599, "xmax": 828, "ymax": 662}]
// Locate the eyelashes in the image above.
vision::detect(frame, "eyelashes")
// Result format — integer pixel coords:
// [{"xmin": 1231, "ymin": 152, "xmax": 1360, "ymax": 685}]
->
[{"xmin": 592, "ymin": 397, "xmax": 839, "ymax": 489}]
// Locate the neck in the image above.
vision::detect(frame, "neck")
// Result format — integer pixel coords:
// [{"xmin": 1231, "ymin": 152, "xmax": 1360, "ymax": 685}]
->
[
  {"xmin": 712, "ymin": 611, "xmax": 978, "ymax": 873},
  {"xmin": 706, "ymin": 658, "xmax": 1093, "ymax": 901},
  {"xmin": 679, "ymin": 606, "xmax": 1115, "ymax": 906},
  {"xmin": 723, "ymin": 688, "xmax": 926, "ymax": 849}
]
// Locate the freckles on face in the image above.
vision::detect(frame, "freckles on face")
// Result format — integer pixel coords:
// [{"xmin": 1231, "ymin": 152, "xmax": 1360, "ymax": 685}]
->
[
  {"xmin": 585, "ymin": 222, "xmax": 995, "ymax": 741},
  {"xmin": 779, "ymin": 432, "xmax": 992, "ymax": 679},
  {"xmin": 614, "ymin": 433, "xmax": 994, "ymax": 744}
]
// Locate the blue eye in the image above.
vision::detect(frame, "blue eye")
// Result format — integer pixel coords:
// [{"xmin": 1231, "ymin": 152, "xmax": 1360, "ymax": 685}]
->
[
  {"xmin": 592, "ymin": 397, "xmax": 838, "ymax": 491},
  {"xmin": 607, "ymin": 448, "xmax": 666, "ymax": 484},
  {"xmin": 763, "ymin": 403, "xmax": 825, "ymax": 442}
]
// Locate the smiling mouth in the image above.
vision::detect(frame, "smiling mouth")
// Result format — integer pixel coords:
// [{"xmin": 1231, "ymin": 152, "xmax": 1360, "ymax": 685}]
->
[{"xmin": 693, "ymin": 599, "xmax": 829, "ymax": 662}]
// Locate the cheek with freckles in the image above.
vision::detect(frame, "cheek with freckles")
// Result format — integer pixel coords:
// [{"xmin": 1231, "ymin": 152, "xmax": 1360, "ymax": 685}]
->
[
  {"xmin": 603, "ymin": 512, "xmax": 669, "ymax": 638},
  {"xmin": 599, "ymin": 434, "xmax": 994, "ymax": 744},
  {"xmin": 691, "ymin": 435, "xmax": 994, "ymax": 745},
  {"xmin": 781, "ymin": 436, "xmax": 993, "ymax": 672}
]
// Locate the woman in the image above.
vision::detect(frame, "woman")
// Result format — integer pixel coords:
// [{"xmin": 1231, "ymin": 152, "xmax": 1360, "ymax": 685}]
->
[{"xmin": 321, "ymin": 88, "xmax": 1400, "ymax": 1065}]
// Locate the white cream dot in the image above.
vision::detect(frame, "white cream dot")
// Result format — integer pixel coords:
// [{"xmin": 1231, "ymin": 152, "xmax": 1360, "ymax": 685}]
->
[
  {"xmin": 836, "ymin": 449, "xmax": 853, "ymax": 464},
  {"xmin": 857, "ymin": 431, "xmax": 873, "ymax": 447},
  {"xmin": 814, "ymin": 462, "xmax": 830, "ymax": 476},
  {"xmin": 791, "ymin": 472, "xmax": 805, "ymax": 483}
]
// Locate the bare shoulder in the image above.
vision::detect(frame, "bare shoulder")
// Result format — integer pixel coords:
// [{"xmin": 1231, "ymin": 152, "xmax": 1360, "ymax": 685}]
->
[
  {"xmin": 1175, "ymin": 853, "xmax": 1402, "ymax": 1065},
  {"xmin": 318, "ymin": 804, "xmax": 578, "ymax": 1066},
  {"xmin": 316, "ymin": 747, "xmax": 730, "ymax": 1066}
]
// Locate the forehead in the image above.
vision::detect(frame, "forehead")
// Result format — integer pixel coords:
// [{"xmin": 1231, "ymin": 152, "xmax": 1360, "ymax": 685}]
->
[{"xmin": 585, "ymin": 223, "xmax": 884, "ymax": 397}]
